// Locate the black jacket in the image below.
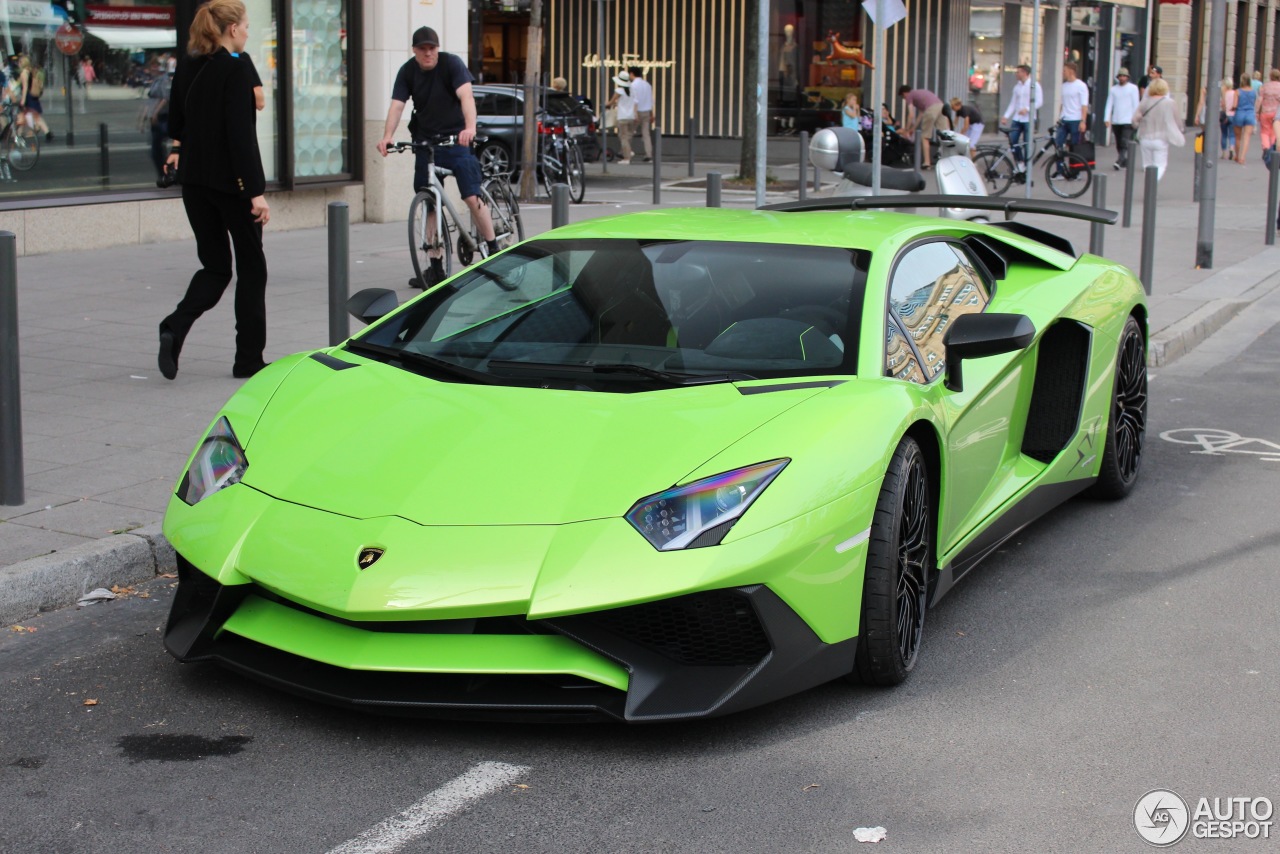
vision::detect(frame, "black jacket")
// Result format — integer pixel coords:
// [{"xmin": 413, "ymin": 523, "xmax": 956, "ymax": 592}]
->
[{"xmin": 171, "ymin": 49, "xmax": 264, "ymax": 198}]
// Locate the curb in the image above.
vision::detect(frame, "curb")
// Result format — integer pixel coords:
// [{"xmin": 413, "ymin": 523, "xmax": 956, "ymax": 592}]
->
[
  {"xmin": 1, "ymin": 523, "xmax": 174, "ymax": 626},
  {"xmin": 1149, "ymin": 298, "xmax": 1249, "ymax": 367}
]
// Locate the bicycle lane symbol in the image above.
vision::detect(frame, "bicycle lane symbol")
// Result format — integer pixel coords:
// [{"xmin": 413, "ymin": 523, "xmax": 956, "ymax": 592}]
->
[{"xmin": 1159, "ymin": 428, "xmax": 1280, "ymax": 462}]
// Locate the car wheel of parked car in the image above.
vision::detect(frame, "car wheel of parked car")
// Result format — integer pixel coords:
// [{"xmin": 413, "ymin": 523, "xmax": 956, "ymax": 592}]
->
[
  {"xmin": 851, "ymin": 436, "xmax": 931, "ymax": 687},
  {"xmin": 1088, "ymin": 315, "xmax": 1147, "ymax": 499},
  {"xmin": 477, "ymin": 141, "xmax": 513, "ymax": 178}
]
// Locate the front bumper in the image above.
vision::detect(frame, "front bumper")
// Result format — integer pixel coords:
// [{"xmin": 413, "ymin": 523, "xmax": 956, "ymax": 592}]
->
[{"xmin": 165, "ymin": 555, "xmax": 857, "ymax": 722}]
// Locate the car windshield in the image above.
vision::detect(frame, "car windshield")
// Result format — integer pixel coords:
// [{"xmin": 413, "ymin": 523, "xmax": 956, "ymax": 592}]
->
[{"xmin": 350, "ymin": 239, "xmax": 868, "ymax": 391}]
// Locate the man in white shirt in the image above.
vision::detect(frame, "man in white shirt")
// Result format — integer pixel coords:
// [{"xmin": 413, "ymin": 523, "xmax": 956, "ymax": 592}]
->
[
  {"xmin": 627, "ymin": 66, "xmax": 655, "ymax": 161},
  {"xmin": 1104, "ymin": 67, "xmax": 1140, "ymax": 169},
  {"xmin": 1057, "ymin": 61, "xmax": 1090, "ymax": 148},
  {"xmin": 1001, "ymin": 64, "xmax": 1042, "ymax": 172}
]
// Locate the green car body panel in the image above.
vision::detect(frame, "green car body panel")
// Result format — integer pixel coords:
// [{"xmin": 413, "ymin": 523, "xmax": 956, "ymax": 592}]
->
[{"xmin": 162, "ymin": 206, "xmax": 1147, "ymax": 720}]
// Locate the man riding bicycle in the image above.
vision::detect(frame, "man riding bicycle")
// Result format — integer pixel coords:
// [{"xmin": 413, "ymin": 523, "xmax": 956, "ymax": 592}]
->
[{"xmin": 376, "ymin": 26, "xmax": 497, "ymax": 287}]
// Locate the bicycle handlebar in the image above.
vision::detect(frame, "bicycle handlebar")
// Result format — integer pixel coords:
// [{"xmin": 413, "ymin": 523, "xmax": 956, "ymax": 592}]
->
[{"xmin": 388, "ymin": 134, "xmax": 488, "ymax": 153}]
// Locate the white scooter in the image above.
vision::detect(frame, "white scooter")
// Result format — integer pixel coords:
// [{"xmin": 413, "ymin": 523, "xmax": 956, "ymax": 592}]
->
[{"xmin": 809, "ymin": 127, "xmax": 994, "ymax": 222}]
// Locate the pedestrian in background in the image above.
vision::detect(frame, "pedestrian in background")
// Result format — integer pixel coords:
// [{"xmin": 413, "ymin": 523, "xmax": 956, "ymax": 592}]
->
[
  {"xmin": 1104, "ymin": 67, "xmax": 1139, "ymax": 170},
  {"xmin": 607, "ymin": 70, "xmax": 636, "ymax": 164},
  {"xmin": 17, "ymin": 56, "xmax": 52, "ymax": 142},
  {"xmin": 158, "ymin": 0, "xmax": 270, "ymax": 381},
  {"xmin": 628, "ymin": 66, "xmax": 654, "ymax": 161},
  {"xmin": 1001, "ymin": 64, "xmax": 1041, "ymax": 175},
  {"xmin": 842, "ymin": 91, "xmax": 861, "ymax": 129},
  {"xmin": 1057, "ymin": 62, "xmax": 1090, "ymax": 148},
  {"xmin": 897, "ymin": 84, "xmax": 946, "ymax": 168},
  {"xmin": 144, "ymin": 62, "xmax": 173, "ymax": 182},
  {"xmin": 1232, "ymin": 72, "xmax": 1258, "ymax": 164},
  {"xmin": 1258, "ymin": 69, "xmax": 1280, "ymax": 154},
  {"xmin": 949, "ymin": 97, "xmax": 983, "ymax": 155},
  {"xmin": 1132, "ymin": 78, "xmax": 1184, "ymax": 182},
  {"xmin": 1219, "ymin": 76, "xmax": 1238, "ymax": 159}
]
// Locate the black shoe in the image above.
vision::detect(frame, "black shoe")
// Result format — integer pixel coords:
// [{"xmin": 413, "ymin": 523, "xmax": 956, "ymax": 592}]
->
[
  {"xmin": 232, "ymin": 362, "xmax": 271, "ymax": 379},
  {"xmin": 45, "ymin": 131, "xmax": 54, "ymax": 143},
  {"xmin": 158, "ymin": 330, "xmax": 178, "ymax": 380},
  {"xmin": 1114, "ymin": 162, "xmax": 1123, "ymax": 170},
  {"xmin": 642, "ymin": 156, "xmax": 652, "ymax": 162}
]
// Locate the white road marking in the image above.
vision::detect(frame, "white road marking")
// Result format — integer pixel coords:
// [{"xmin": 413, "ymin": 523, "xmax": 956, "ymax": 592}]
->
[
  {"xmin": 327, "ymin": 761, "xmax": 530, "ymax": 854},
  {"xmin": 836, "ymin": 527, "xmax": 872, "ymax": 554}
]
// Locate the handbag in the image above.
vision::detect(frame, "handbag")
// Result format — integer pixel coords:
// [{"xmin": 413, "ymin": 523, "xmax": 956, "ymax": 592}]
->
[{"xmin": 604, "ymin": 106, "xmax": 618, "ymax": 129}]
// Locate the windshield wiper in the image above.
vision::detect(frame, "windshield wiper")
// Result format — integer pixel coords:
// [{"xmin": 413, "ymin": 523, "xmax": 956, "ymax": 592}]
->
[
  {"xmin": 345, "ymin": 340, "xmax": 494, "ymax": 384},
  {"xmin": 487, "ymin": 359, "xmax": 755, "ymax": 386}
]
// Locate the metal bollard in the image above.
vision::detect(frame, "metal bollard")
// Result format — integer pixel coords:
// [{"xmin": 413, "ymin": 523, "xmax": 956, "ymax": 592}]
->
[
  {"xmin": 652, "ymin": 126, "xmax": 663, "ymax": 204},
  {"xmin": 1122, "ymin": 140, "xmax": 1137, "ymax": 228},
  {"xmin": 0, "ymin": 231, "xmax": 22, "ymax": 505},
  {"xmin": 1267, "ymin": 154, "xmax": 1280, "ymax": 246},
  {"xmin": 99, "ymin": 122, "xmax": 110, "ymax": 185},
  {"xmin": 1089, "ymin": 174, "xmax": 1107, "ymax": 256},
  {"xmin": 1193, "ymin": 151, "xmax": 1202, "ymax": 202},
  {"xmin": 913, "ymin": 133, "xmax": 922, "ymax": 172},
  {"xmin": 706, "ymin": 171, "xmax": 722, "ymax": 207},
  {"xmin": 551, "ymin": 183, "xmax": 570, "ymax": 228},
  {"xmin": 687, "ymin": 114, "xmax": 696, "ymax": 178},
  {"xmin": 798, "ymin": 131, "xmax": 809, "ymax": 200},
  {"xmin": 1139, "ymin": 166, "xmax": 1158, "ymax": 295},
  {"xmin": 327, "ymin": 202, "xmax": 350, "ymax": 346}
]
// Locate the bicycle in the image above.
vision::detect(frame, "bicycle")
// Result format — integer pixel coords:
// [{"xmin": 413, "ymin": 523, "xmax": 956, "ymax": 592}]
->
[
  {"xmin": 390, "ymin": 135, "xmax": 524, "ymax": 290},
  {"xmin": 973, "ymin": 122, "xmax": 1092, "ymax": 199},
  {"xmin": 0, "ymin": 100, "xmax": 40, "ymax": 172},
  {"xmin": 536, "ymin": 117, "xmax": 585, "ymax": 203}
]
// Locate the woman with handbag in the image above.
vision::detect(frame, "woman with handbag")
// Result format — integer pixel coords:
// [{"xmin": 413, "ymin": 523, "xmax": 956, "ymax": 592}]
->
[
  {"xmin": 1133, "ymin": 78, "xmax": 1185, "ymax": 181},
  {"xmin": 157, "ymin": 0, "xmax": 270, "ymax": 381},
  {"xmin": 607, "ymin": 71, "xmax": 636, "ymax": 165}
]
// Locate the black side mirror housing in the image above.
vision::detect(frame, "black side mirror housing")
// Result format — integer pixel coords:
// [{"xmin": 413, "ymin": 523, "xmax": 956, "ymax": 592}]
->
[
  {"xmin": 346, "ymin": 288, "xmax": 399, "ymax": 325},
  {"xmin": 942, "ymin": 312, "xmax": 1035, "ymax": 392}
]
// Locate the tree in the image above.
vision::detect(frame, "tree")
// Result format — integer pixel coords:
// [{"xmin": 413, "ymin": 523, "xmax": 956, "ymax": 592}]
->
[
  {"xmin": 519, "ymin": 0, "xmax": 544, "ymax": 203},
  {"xmin": 738, "ymin": 0, "xmax": 760, "ymax": 181}
]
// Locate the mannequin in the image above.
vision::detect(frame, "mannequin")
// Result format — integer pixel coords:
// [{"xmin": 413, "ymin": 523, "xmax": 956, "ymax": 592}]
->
[{"xmin": 779, "ymin": 24, "xmax": 799, "ymax": 94}]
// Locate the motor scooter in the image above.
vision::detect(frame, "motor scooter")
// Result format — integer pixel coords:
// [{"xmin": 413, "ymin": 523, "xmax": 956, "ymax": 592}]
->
[{"xmin": 809, "ymin": 126, "xmax": 995, "ymax": 222}]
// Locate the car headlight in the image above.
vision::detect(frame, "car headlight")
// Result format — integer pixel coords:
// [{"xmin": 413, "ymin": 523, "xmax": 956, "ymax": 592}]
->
[
  {"xmin": 177, "ymin": 416, "xmax": 248, "ymax": 505},
  {"xmin": 625, "ymin": 460, "xmax": 788, "ymax": 551}
]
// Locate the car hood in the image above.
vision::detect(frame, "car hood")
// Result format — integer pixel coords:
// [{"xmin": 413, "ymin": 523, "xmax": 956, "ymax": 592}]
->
[{"xmin": 238, "ymin": 354, "xmax": 828, "ymax": 526}]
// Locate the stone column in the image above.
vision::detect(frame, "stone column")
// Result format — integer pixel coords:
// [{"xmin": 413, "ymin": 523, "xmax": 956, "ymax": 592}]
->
[{"xmin": 1157, "ymin": 2, "xmax": 1195, "ymax": 120}]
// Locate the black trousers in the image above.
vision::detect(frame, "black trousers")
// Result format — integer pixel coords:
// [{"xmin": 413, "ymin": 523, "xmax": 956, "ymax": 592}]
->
[
  {"xmin": 161, "ymin": 183, "xmax": 268, "ymax": 370},
  {"xmin": 1113, "ymin": 123, "xmax": 1135, "ymax": 165}
]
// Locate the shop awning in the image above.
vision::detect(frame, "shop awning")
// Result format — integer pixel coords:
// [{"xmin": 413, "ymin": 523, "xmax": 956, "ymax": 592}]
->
[{"xmin": 89, "ymin": 26, "xmax": 176, "ymax": 50}]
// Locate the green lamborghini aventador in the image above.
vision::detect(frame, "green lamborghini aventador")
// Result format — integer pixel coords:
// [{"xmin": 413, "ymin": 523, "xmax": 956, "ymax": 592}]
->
[{"xmin": 163, "ymin": 199, "xmax": 1147, "ymax": 722}]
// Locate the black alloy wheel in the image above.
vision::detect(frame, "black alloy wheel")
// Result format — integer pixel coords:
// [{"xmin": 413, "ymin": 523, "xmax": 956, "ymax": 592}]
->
[
  {"xmin": 851, "ymin": 436, "xmax": 932, "ymax": 686},
  {"xmin": 1089, "ymin": 316, "xmax": 1147, "ymax": 498}
]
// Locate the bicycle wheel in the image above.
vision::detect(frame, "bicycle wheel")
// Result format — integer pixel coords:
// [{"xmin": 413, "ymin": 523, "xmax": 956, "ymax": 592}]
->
[
  {"xmin": 972, "ymin": 150, "xmax": 1013, "ymax": 196},
  {"xmin": 566, "ymin": 143, "xmax": 586, "ymax": 203},
  {"xmin": 483, "ymin": 178, "xmax": 524, "ymax": 248},
  {"xmin": 1045, "ymin": 152, "xmax": 1092, "ymax": 199},
  {"xmin": 407, "ymin": 191, "xmax": 451, "ymax": 290},
  {"xmin": 6, "ymin": 125, "xmax": 39, "ymax": 171}
]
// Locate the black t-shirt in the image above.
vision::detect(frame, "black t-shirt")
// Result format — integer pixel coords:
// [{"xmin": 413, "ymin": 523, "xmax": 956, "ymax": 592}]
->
[
  {"xmin": 391, "ymin": 52, "xmax": 474, "ymax": 138},
  {"xmin": 956, "ymin": 103, "xmax": 983, "ymax": 125}
]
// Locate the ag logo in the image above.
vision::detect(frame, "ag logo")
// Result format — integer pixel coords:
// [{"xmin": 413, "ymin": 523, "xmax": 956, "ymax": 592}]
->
[
  {"xmin": 1134, "ymin": 789, "xmax": 1190, "ymax": 846},
  {"xmin": 357, "ymin": 547, "xmax": 385, "ymax": 570}
]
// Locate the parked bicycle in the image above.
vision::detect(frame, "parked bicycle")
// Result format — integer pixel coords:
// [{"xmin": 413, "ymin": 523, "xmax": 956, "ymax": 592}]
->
[
  {"xmin": 537, "ymin": 117, "xmax": 585, "ymax": 203},
  {"xmin": 390, "ymin": 135, "xmax": 524, "ymax": 290},
  {"xmin": 973, "ymin": 122, "xmax": 1092, "ymax": 199},
  {"xmin": 0, "ymin": 101, "xmax": 40, "ymax": 173}
]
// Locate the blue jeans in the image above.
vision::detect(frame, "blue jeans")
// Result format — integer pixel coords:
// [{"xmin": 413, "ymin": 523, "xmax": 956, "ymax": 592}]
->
[
  {"xmin": 1055, "ymin": 120, "xmax": 1082, "ymax": 148},
  {"xmin": 414, "ymin": 143, "xmax": 483, "ymax": 199},
  {"xmin": 1221, "ymin": 117, "xmax": 1236, "ymax": 151},
  {"xmin": 1008, "ymin": 121, "xmax": 1031, "ymax": 163}
]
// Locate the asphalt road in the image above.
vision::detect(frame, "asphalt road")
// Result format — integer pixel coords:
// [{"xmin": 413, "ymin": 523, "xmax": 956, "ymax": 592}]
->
[{"xmin": 3, "ymin": 318, "xmax": 1278, "ymax": 854}]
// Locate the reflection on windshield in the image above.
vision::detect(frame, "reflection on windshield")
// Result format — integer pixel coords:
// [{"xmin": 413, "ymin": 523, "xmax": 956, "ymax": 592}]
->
[{"xmin": 353, "ymin": 239, "xmax": 869, "ymax": 391}]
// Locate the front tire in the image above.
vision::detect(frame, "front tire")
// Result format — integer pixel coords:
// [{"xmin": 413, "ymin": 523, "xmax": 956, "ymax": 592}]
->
[
  {"xmin": 973, "ymin": 149, "xmax": 1013, "ymax": 196},
  {"xmin": 6, "ymin": 125, "xmax": 39, "ymax": 171},
  {"xmin": 407, "ymin": 191, "xmax": 451, "ymax": 290},
  {"xmin": 851, "ymin": 437, "xmax": 932, "ymax": 686},
  {"xmin": 1089, "ymin": 316, "xmax": 1147, "ymax": 498}
]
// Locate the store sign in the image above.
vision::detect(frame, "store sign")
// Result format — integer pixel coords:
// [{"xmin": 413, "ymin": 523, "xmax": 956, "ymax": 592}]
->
[
  {"xmin": 85, "ymin": 5, "xmax": 176, "ymax": 26},
  {"xmin": 581, "ymin": 53, "xmax": 675, "ymax": 73},
  {"xmin": 4, "ymin": 0, "xmax": 61, "ymax": 25}
]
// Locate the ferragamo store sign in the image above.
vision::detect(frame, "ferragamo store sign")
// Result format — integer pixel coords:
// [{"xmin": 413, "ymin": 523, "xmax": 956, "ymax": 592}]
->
[{"xmin": 581, "ymin": 53, "xmax": 676, "ymax": 72}]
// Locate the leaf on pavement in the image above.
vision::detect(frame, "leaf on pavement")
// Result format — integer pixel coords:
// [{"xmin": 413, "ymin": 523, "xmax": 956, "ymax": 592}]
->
[
  {"xmin": 83, "ymin": 699, "xmax": 99, "ymax": 706},
  {"xmin": 10, "ymin": 625, "xmax": 38, "ymax": 633},
  {"xmin": 802, "ymin": 784, "xmax": 820, "ymax": 791}
]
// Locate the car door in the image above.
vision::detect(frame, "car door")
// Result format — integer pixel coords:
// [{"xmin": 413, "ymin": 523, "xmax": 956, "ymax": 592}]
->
[{"xmin": 885, "ymin": 239, "xmax": 1032, "ymax": 553}]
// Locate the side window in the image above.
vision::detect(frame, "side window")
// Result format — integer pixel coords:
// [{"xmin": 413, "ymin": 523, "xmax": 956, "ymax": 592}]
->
[
  {"xmin": 886, "ymin": 241, "xmax": 990, "ymax": 382},
  {"xmin": 473, "ymin": 93, "xmax": 496, "ymax": 115},
  {"xmin": 491, "ymin": 94, "xmax": 522, "ymax": 117}
]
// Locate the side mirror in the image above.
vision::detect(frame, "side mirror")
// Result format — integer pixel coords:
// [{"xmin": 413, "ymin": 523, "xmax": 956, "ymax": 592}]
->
[
  {"xmin": 942, "ymin": 312, "xmax": 1035, "ymax": 392},
  {"xmin": 346, "ymin": 288, "xmax": 399, "ymax": 325}
]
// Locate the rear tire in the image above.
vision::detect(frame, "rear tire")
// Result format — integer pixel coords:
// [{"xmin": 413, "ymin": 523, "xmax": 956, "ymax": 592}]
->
[
  {"xmin": 6, "ymin": 125, "xmax": 39, "ymax": 171},
  {"xmin": 566, "ymin": 143, "xmax": 586, "ymax": 202},
  {"xmin": 973, "ymin": 150, "xmax": 1013, "ymax": 196},
  {"xmin": 407, "ymin": 191, "xmax": 451, "ymax": 290},
  {"xmin": 1045, "ymin": 151, "xmax": 1091, "ymax": 199},
  {"xmin": 1088, "ymin": 316, "xmax": 1147, "ymax": 498},
  {"xmin": 851, "ymin": 437, "xmax": 932, "ymax": 686}
]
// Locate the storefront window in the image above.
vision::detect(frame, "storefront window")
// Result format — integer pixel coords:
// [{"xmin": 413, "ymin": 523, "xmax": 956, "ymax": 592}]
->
[
  {"xmin": 291, "ymin": 0, "xmax": 348, "ymax": 178},
  {"xmin": 769, "ymin": 1, "xmax": 868, "ymax": 137},
  {"xmin": 970, "ymin": 3, "xmax": 1004, "ymax": 126}
]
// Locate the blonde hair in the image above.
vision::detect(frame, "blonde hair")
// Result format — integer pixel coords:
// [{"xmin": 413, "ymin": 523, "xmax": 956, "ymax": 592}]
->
[
  {"xmin": 550, "ymin": 77, "xmax": 568, "ymax": 91},
  {"xmin": 949, "ymin": 97, "xmax": 963, "ymax": 109},
  {"xmin": 1271, "ymin": 69, "xmax": 1280, "ymax": 82},
  {"xmin": 188, "ymin": 0, "xmax": 246, "ymax": 57},
  {"xmin": 1148, "ymin": 78, "xmax": 1170, "ymax": 97},
  {"xmin": 1240, "ymin": 73, "xmax": 1254, "ymax": 90}
]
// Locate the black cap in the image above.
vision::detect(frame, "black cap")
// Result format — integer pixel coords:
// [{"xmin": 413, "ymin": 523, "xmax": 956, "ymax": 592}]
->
[
  {"xmin": 412, "ymin": 26, "xmax": 439, "ymax": 48},
  {"xmin": 1150, "ymin": 65, "xmax": 1162, "ymax": 74}
]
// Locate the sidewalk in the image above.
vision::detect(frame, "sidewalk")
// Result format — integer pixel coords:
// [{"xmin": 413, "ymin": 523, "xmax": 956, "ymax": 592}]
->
[{"xmin": 3, "ymin": 139, "xmax": 1280, "ymax": 624}]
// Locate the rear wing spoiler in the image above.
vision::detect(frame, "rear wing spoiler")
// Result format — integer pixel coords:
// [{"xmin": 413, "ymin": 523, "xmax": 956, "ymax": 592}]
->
[{"xmin": 759, "ymin": 195, "xmax": 1118, "ymax": 225}]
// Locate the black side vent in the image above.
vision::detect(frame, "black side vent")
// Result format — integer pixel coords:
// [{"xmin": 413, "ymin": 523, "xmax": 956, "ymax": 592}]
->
[
  {"xmin": 582, "ymin": 590, "xmax": 771, "ymax": 666},
  {"xmin": 1022, "ymin": 320, "xmax": 1091, "ymax": 462},
  {"xmin": 311, "ymin": 352, "xmax": 359, "ymax": 370}
]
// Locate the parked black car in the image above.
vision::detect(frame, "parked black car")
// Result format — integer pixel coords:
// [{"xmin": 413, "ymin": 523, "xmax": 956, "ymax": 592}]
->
[{"xmin": 473, "ymin": 84, "xmax": 602, "ymax": 174}]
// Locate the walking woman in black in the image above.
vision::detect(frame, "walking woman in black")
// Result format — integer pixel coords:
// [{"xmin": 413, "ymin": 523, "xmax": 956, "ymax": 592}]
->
[{"xmin": 158, "ymin": 0, "xmax": 270, "ymax": 380}]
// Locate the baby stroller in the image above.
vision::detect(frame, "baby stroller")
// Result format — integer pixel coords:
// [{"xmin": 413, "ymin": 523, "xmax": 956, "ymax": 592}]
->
[{"xmin": 858, "ymin": 106, "xmax": 915, "ymax": 168}]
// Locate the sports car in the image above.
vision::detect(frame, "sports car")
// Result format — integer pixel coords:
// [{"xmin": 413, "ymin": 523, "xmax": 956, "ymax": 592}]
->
[{"xmin": 162, "ymin": 197, "xmax": 1147, "ymax": 722}]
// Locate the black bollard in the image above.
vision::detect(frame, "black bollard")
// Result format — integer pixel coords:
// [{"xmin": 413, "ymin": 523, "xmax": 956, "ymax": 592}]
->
[
  {"xmin": 327, "ymin": 202, "xmax": 350, "ymax": 346},
  {"xmin": 707, "ymin": 171, "xmax": 722, "ymax": 207},
  {"xmin": 1090, "ymin": 174, "xmax": 1107, "ymax": 256},
  {"xmin": 652, "ymin": 126, "xmax": 663, "ymax": 204},
  {"xmin": 1193, "ymin": 151, "xmax": 1202, "ymax": 202},
  {"xmin": 0, "ymin": 231, "xmax": 22, "ymax": 505},
  {"xmin": 1139, "ymin": 166, "xmax": 1158, "ymax": 295},
  {"xmin": 1268, "ymin": 153, "xmax": 1280, "ymax": 246},
  {"xmin": 1122, "ymin": 140, "xmax": 1137, "ymax": 228},
  {"xmin": 687, "ymin": 114, "xmax": 696, "ymax": 178},
  {"xmin": 99, "ymin": 122, "xmax": 109, "ymax": 185},
  {"xmin": 552, "ymin": 183, "xmax": 570, "ymax": 228},
  {"xmin": 798, "ymin": 131, "xmax": 809, "ymax": 200},
  {"xmin": 913, "ymin": 133, "xmax": 922, "ymax": 171}
]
